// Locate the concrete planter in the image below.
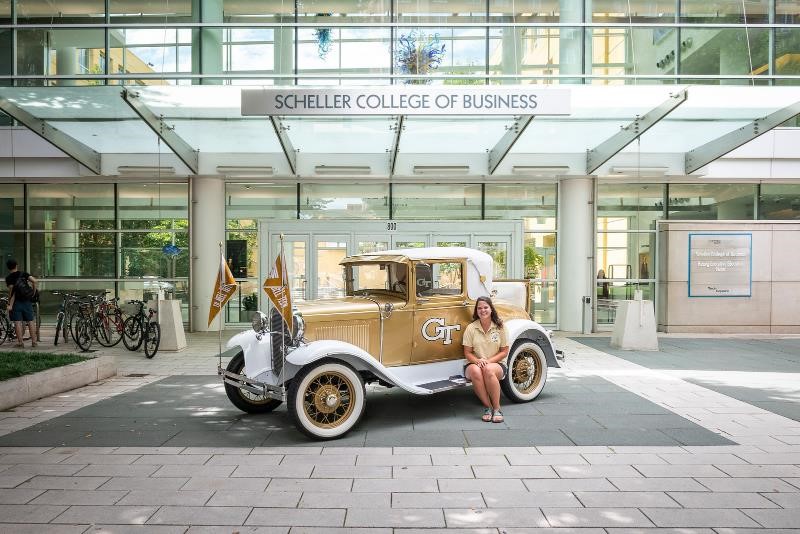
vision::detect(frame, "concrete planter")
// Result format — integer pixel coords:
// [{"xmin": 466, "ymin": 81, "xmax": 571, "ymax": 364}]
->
[{"xmin": 0, "ymin": 355, "xmax": 117, "ymax": 411}]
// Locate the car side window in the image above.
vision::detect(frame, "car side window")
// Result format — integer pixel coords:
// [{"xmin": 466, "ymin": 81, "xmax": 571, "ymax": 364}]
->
[{"xmin": 416, "ymin": 262, "xmax": 462, "ymax": 297}]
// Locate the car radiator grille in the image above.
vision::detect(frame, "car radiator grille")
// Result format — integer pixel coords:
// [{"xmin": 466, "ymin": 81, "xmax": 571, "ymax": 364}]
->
[{"xmin": 307, "ymin": 322, "xmax": 371, "ymax": 352}]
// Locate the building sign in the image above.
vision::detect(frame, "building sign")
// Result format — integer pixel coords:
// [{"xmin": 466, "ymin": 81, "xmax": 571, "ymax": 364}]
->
[
  {"xmin": 688, "ymin": 233, "xmax": 752, "ymax": 297},
  {"xmin": 241, "ymin": 87, "xmax": 571, "ymax": 116}
]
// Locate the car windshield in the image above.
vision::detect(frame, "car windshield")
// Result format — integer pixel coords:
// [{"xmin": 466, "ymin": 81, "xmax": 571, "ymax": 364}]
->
[{"xmin": 345, "ymin": 262, "xmax": 408, "ymax": 296}]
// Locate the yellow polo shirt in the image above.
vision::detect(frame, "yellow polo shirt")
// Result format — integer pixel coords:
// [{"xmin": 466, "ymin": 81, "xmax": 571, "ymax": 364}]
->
[{"xmin": 462, "ymin": 320, "xmax": 508, "ymax": 359}]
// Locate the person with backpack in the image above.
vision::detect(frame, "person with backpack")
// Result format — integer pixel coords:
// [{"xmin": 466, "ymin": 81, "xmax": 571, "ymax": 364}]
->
[{"xmin": 5, "ymin": 259, "xmax": 38, "ymax": 348}]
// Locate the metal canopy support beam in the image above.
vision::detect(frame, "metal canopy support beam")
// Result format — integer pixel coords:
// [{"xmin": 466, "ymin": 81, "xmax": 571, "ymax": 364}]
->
[
  {"xmin": 0, "ymin": 94, "xmax": 101, "ymax": 175},
  {"xmin": 586, "ymin": 89, "xmax": 687, "ymax": 174},
  {"xmin": 269, "ymin": 116, "xmax": 296, "ymax": 176},
  {"xmin": 121, "ymin": 89, "xmax": 199, "ymax": 174},
  {"xmin": 389, "ymin": 115, "xmax": 405, "ymax": 176},
  {"xmin": 488, "ymin": 115, "xmax": 534, "ymax": 175},
  {"xmin": 686, "ymin": 100, "xmax": 800, "ymax": 174}
]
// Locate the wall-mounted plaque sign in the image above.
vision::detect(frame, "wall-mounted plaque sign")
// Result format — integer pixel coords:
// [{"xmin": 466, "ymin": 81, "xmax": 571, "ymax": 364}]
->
[{"xmin": 688, "ymin": 233, "xmax": 752, "ymax": 297}]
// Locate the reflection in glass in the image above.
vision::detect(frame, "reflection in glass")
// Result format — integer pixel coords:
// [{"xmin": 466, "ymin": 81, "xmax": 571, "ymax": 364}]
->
[
  {"xmin": 759, "ymin": 184, "xmax": 800, "ymax": 220},
  {"xmin": 679, "ymin": 28, "xmax": 769, "ymax": 82},
  {"xmin": 393, "ymin": 184, "xmax": 482, "ymax": 219},
  {"xmin": 28, "ymin": 184, "xmax": 114, "ymax": 230},
  {"xmin": 225, "ymin": 279, "xmax": 259, "ymax": 324},
  {"xmin": 298, "ymin": 28, "xmax": 391, "ymax": 77},
  {"xmin": 397, "ymin": 0, "xmax": 486, "ymax": 23},
  {"xmin": 118, "ymin": 183, "xmax": 188, "ymax": 226},
  {"xmin": 485, "ymin": 184, "xmax": 557, "ymax": 226},
  {"xmin": 596, "ymin": 282, "xmax": 654, "ymax": 325},
  {"xmin": 16, "ymin": 0, "xmax": 105, "ymax": 23},
  {"xmin": 109, "ymin": 0, "xmax": 193, "ymax": 23},
  {"xmin": 30, "ymin": 232, "xmax": 114, "ymax": 278},
  {"xmin": 680, "ymin": 0, "xmax": 769, "ymax": 23},
  {"xmin": 109, "ymin": 28, "xmax": 192, "ymax": 77},
  {"xmin": 0, "ymin": 232, "xmax": 24, "ymax": 267},
  {"xmin": 16, "ymin": 29, "xmax": 105, "ymax": 84},
  {"xmin": 478, "ymin": 241, "xmax": 508, "ymax": 278},
  {"xmin": 317, "ymin": 241, "xmax": 347, "ymax": 299},
  {"xmin": 591, "ymin": 0, "xmax": 676, "ymax": 22},
  {"xmin": 592, "ymin": 28, "xmax": 667, "ymax": 81},
  {"xmin": 598, "ymin": 183, "xmax": 665, "ymax": 231},
  {"xmin": 300, "ymin": 184, "xmax": 389, "ymax": 219},
  {"xmin": 596, "ymin": 231, "xmax": 654, "ymax": 280},
  {"xmin": 525, "ymin": 232, "xmax": 557, "ymax": 279},
  {"xmin": 775, "ymin": 29, "xmax": 800, "ymax": 78},
  {"xmin": 667, "ymin": 183, "xmax": 755, "ymax": 220},
  {"xmin": 225, "ymin": 184, "xmax": 297, "ymax": 223},
  {"xmin": 530, "ymin": 281, "xmax": 556, "ymax": 325},
  {"xmin": 0, "ymin": 184, "xmax": 23, "ymax": 230},
  {"xmin": 490, "ymin": 27, "xmax": 579, "ymax": 83}
]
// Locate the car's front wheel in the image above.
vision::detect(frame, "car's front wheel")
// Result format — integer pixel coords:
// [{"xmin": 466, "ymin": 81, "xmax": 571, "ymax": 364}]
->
[
  {"xmin": 224, "ymin": 352, "xmax": 283, "ymax": 414},
  {"xmin": 288, "ymin": 360, "xmax": 365, "ymax": 440},
  {"xmin": 501, "ymin": 340, "xmax": 548, "ymax": 402}
]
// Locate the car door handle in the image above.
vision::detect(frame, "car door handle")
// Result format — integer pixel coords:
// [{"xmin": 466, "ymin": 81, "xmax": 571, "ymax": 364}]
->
[
  {"xmin": 462, "ymin": 301, "xmax": 470, "ymax": 307},
  {"xmin": 417, "ymin": 297, "xmax": 429, "ymax": 303}
]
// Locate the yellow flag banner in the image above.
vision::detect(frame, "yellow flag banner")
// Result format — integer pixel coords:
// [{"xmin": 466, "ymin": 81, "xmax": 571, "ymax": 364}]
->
[
  {"xmin": 208, "ymin": 252, "xmax": 238, "ymax": 327},
  {"xmin": 263, "ymin": 245, "xmax": 293, "ymax": 331}
]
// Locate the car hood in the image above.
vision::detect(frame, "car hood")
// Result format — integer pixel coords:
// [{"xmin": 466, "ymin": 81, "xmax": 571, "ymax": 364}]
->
[{"xmin": 296, "ymin": 296, "xmax": 404, "ymax": 318}]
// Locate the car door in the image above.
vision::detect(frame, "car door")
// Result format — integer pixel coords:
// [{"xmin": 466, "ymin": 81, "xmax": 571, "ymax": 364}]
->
[{"xmin": 411, "ymin": 260, "xmax": 473, "ymax": 364}]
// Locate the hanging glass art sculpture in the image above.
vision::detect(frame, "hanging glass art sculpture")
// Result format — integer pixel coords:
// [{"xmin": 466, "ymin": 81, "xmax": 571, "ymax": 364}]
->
[
  {"xmin": 314, "ymin": 14, "xmax": 333, "ymax": 59},
  {"xmin": 395, "ymin": 31, "xmax": 446, "ymax": 84}
]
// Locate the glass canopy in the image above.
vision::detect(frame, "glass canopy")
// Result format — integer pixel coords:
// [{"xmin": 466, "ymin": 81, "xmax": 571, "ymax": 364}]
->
[{"xmin": 0, "ymin": 85, "xmax": 798, "ymax": 177}]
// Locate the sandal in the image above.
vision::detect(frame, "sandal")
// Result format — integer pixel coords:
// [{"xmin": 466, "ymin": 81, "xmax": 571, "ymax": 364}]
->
[
  {"xmin": 492, "ymin": 410, "xmax": 504, "ymax": 424},
  {"xmin": 481, "ymin": 408, "xmax": 493, "ymax": 422},
  {"xmin": 14, "ymin": 343, "xmax": 25, "ymax": 349}
]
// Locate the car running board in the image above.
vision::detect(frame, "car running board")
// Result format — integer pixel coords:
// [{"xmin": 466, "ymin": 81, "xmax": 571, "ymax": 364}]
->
[{"xmin": 417, "ymin": 375, "xmax": 469, "ymax": 393}]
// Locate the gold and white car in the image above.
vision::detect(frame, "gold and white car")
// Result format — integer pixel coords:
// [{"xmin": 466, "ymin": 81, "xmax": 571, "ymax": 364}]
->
[{"xmin": 219, "ymin": 247, "xmax": 560, "ymax": 440}]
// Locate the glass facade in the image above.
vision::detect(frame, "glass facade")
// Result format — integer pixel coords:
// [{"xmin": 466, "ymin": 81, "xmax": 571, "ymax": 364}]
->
[{"xmin": 1, "ymin": 0, "xmax": 797, "ymax": 85}]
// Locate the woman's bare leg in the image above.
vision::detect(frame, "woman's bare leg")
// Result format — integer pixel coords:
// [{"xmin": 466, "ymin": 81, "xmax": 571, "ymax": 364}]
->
[
  {"xmin": 482, "ymin": 364, "xmax": 504, "ymax": 411},
  {"xmin": 466, "ymin": 366, "xmax": 491, "ymax": 408}
]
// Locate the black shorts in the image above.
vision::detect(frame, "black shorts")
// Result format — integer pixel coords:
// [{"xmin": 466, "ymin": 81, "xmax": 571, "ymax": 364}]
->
[{"xmin": 464, "ymin": 361, "xmax": 507, "ymax": 380}]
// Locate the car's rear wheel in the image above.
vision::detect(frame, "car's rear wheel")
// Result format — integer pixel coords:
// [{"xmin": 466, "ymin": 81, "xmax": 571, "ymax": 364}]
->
[
  {"xmin": 501, "ymin": 340, "xmax": 548, "ymax": 402},
  {"xmin": 224, "ymin": 352, "xmax": 283, "ymax": 414},
  {"xmin": 288, "ymin": 360, "xmax": 365, "ymax": 440}
]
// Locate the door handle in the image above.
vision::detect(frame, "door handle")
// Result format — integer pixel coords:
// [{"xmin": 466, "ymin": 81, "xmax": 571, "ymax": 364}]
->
[{"xmin": 462, "ymin": 301, "xmax": 470, "ymax": 307}]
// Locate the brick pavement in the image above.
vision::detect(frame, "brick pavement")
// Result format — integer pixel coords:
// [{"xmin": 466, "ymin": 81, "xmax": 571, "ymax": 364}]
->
[{"xmin": 0, "ymin": 331, "xmax": 798, "ymax": 532}]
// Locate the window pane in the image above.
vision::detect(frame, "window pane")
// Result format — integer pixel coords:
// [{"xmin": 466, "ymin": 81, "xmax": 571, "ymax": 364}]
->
[
  {"xmin": 226, "ymin": 230, "xmax": 257, "ymax": 278},
  {"xmin": 226, "ymin": 184, "xmax": 297, "ymax": 224},
  {"xmin": 598, "ymin": 183, "xmax": 665, "ymax": 231},
  {"xmin": 531, "ymin": 281, "xmax": 556, "ymax": 325},
  {"xmin": 490, "ymin": 27, "xmax": 582, "ymax": 83},
  {"xmin": 679, "ymin": 28, "xmax": 769, "ymax": 82},
  {"xmin": 28, "ymin": 184, "xmax": 114, "ymax": 230},
  {"xmin": 397, "ymin": 0, "xmax": 486, "ymax": 23},
  {"xmin": 668, "ymin": 183, "xmax": 755, "ymax": 220},
  {"xmin": 0, "ymin": 184, "xmax": 23, "ymax": 230},
  {"xmin": 592, "ymin": 27, "xmax": 668, "ymax": 79},
  {"xmin": 223, "ymin": 28, "xmax": 276, "ymax": 73},
  {"xmin": 775, "ymin": 29, "xmax": 800, "ymax": 80},
  {"xmin": 16, "ymin": 0, "xmax": 105, "ymax": 23},
  {"xmin": 393, "ymin": 184, "xmax": 481, "ymax": 219},
  {"xmin": 485, "ymin": 184, "xmax": 557, "ymax": 229},
  {"xmin": 30, "ymin": 231, "xmax": 114, "ymax": 278},
  {"xmin": 777, "ymin": 0, "xmax": 800, "ymax": 23},
  {"xmin": 109, "ymin": 0, "xmax": 193, "ymax": 23},
  {"xmin": 298, "ymin": 28, "xmax": 391, "ymax": 77},
  {"xmin": 0, "ymin": 29, "xmax": 11, "ymax": 79},
  {"xmin": 118, "ymin": 280, "xmax": 189, "ymax": 322},
  {"xmin": 16, "ymin": 29, "xmax": 105, "ymax": 84},
  {"xmin": 592, "ymin": 0, "xmax": 677, "ymax": 22},
  {"xmin": 119, "ymin": 183, "xmax": 188, "ymax": 227},
  {"xmin": 225, "ymin": 279, "xmax": 259, "ymax": 324},
  {"xmin": 759, "ymin": 184, "xmax": 800, "ymax": 220},
  {"xmin": 525, "ymin": 232, "xmax": 557, "ymax": 280},
  {"xmin": 300, "ymin": 183, "xmax": 389, "ymax": 219},
  {"xmin": 396, "ymin": 27, "xmax": 486, "ymax": 82},
  {"xmin": 490, "ymin": 0, "xmax": 561, "ymax": 21},
  {"xmin": 121, "ymin": 232, "xmax": 188, "ymax": 278},
  {"xmin": 596, "ymin": 281, "xmax": 654, "ymax": 325},
  {"xmin": 681, "ymin": 0, "xmax": 769, "ymax": 23},
  {"xmin": 596, "ymin": 231, "xmax": 654, "ymax": 279},
  {"xmin": 37, "ymin": 281, "xmax": 119, "ymax": 323},
  {"xmin": 111, "ymin": 28, "xmax": 193, "ymax": 75},
  {"xmin": 0, "ymin": 232, "xmax": 24, "ymax": 267}
]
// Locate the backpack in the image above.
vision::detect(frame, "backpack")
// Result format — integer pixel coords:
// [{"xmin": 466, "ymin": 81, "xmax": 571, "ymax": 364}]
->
[{"xmin": 13, "ymin": 275, "xmax": 35, "ymax": 302}]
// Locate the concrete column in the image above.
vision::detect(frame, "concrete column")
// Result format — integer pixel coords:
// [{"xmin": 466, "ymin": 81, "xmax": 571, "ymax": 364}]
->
[
  {"xmin": 55, "ymin": 45, "xmax": 78, "ymax": 86},
  {"xmin": 501, "ymin": 27, "xmax": 524, "ymax": 84},
  {"xmin": 275, "ymin": 26, "xmax": 294, "ymax": 86},
  {"xmin": 54, "ymin": 199, "xmax": 78, "ymax": 276},
  {"xmin": 559, "ymin": 0, "xmax": 582, "ymax": 82},
  {"xmin": 191, "ymin": 175, "xmax": 226, "ymax": 332},
  {"xmin": 558, "ymin": 177, "xmax": 594, "ymax": 332},
  {"xmin": 192, "ymin": 0, "xmax": 223, "ymax": 85}
]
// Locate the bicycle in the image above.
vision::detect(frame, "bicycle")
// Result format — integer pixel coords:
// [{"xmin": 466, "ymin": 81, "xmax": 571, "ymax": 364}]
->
[
  {"xmin": 0, "ymin": 297, "xmax": 11, "ymax": 345},
  {"xmin": 73, "ymin": 292, "xmax": 124, "ymax": 352},
  {"xmin": 53, "ymin": 291, "xmax": 82, "ymax": 346},
  {"xmin": 122, "ymin": 300, "xmax": 160, "ymax": 358}
]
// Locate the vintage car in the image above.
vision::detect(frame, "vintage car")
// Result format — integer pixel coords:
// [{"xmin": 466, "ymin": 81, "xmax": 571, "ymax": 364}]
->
[{"xmin": 219, "ymin": 247, "xmax": 561, "ymax": 440}]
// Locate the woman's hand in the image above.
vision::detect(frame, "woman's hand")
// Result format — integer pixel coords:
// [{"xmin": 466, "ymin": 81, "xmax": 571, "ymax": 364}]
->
[{"xmin": 475, "ymin": 358, "xmax": 488, "ymax": 369}]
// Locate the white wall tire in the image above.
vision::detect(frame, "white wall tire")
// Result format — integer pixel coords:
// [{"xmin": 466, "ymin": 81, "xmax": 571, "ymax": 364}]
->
[
  {"xmin": 501, "ymin": 341, "xmax": 548, "ymax": 403},
  {"xmin": 288, "ymin": 360, "xmax": 366, "ymax": 440}
]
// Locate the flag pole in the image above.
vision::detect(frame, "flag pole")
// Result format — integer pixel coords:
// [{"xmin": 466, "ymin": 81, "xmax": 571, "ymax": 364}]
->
[
  {"xmin": 279, "ymin": 234, "xmax": 286, "ymax": 384},
  {"xmin": 218, "ymin": 241, "xmax": 223, "ymax": 369}
]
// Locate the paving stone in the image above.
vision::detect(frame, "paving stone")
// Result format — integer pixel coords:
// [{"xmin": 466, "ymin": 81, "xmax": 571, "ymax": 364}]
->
[
  {"xmin": 695, "ymin": 478, "xmax": 800, "ymax": 492},
  {"xmin": 523, "ymin": 478, "xmax": 617, "ymax": 492},
  {"xmin": 60, "ymin": 454, "xmax": 140, "ymax": 465},
  {"xmin": 472, "ymin": 465, "xmax": 557, "ymax": 478},
  {"xmin": 581, "ymin": 453, "xmax": 666, "ymax": 465},
  {"xmin": 246, "ymin": 508, "xmax": 346, "ymax": 527},
  {"xmin": 542, "ymin": 508, "xmax": 655, "ymax": 528},
  {"xmin": 298, "ymin": 491, "xmax": 390, "ymax": 508},
  {"xmin": 18, "ymin": 475, "xmax": 109, "ymax": 490},
  {"xmin": 505, "ymin": 453, "xmax": 587, "ymax": 465},
  {"xmin": 634, "ymin": 464, "xmax": 729, "ymax": 478},
  {"xmin": 352, "ymin": 479, "xmax": 437, "ymax": 493},
  {"xmin": 0, "ymin": 525, "xmax": 87, "ymax": 534},
  {"xmin": 553, "ymin": 465, "xmax": 642, "ymax": 478},
  {"xmin": 740, "ymin": 509, "xmax": 800, "ymax": 528},
  {"xmin": 206, "ymin": 454, "xmax": 283, "ymax": 466},
  {"xmin": 86, "ymin": 526, "xmax": 189, "ymax": 534},
  {"xmin": 230, "ymin": 465, "xmax": 313, "ymax": 478},
  {"xmin": 575, "ymin": 491, "xmax": 679, "ymax": 508},
  {"xmin": 279, "ymin": 454, "xmax": 357, "ymax": 466},
  {"xmin": 641, "ymin": 508, "xmax": 761, "ymax": 528},
  {"xmin": 0, "ymin": 488, "xmax": 44, "ymax": 504},
  {"xmin": 74, "ymin": 465, "xmax": 159, "ymax": 477},
  {"xmin": 482, "ymin": 490, "xmax": 580, "ymax": 508},
  {"xmin": 267, "ymin": 478, "xmax": 353, "ymax": 492},
  {"xmin": 762, "ymin": 492, "xmax": 800, "ymax": 507},
  {"xmin": 1, "ymin": 464, "xmax": 83, "ymax": 477},
  {"xmin": 0, "ymin": 504, "xmax": 68, "ymax": 523},
  {"xmin": 667, "ymin": 491, "xmax": 781, "ymax": 508},
  {"xmin": 716, "ymin": 465, "xmax": 800, "ymax": 478},
  {"xmin": 608, "ymin": 477, "xmax": 712, "ymax": 492},
  {"xmin": 346, "ymin": 508, "xmax": 445, "ymax": 528},
  {"xmin": 464, "ymin": 430, "xmax": 573, "ymax": 447},
  {"xmin": 29, "ymin": 489, "xmax": 127, "ymax": 505},
  {"xmin": 392, "ymin": 492, "xmax": 484, "ymax": 509},
  {"xmin": 438, "ymin": 478, "xmax": 527, "ymax": 492},
  {"xmin": 149, "ymin": 505, "xmax": 250, "ymax": 526},
  {"xmin": 444, "ymin": 507, "xmax": 547, "ymax": 528},
  {"xmin": 392, "ymin": 465, "xmax": 474, "ymax": 479},
  {"xmin": 116, "ymin": 489, "xmax": 214, "ymax": 506},
  {"xmin": 356, "ymin": 455, "xmax": 431, "ymax": 466},
  {"xmin": 185, "ymin": 527, "xmax": 288, "ymax": 534},
  {"xmin": 99, "ymin": 477, "xmax": 189, "ymax": 491},
  {"xmin": 207, "ymin": 490, "xmax": 300, "ymax": 507},
  {"xmin": 431, "ymin": 455, "xmax": 508, "ymax": 466},
  {"xmin": 182, "ymin": 477, "xmax": 269, "ymax": 491},
  {"xmin": 0, "ymin": 475, "xmax": 34, "ymax": 488},
  {"xmin": 152, "ymin": 465, "xmax": 235, "ymax": 478},
  {"xmin": 657, "ymin": 453, "xmax": 747, "ymax": 465},
  {"xmin": 53, "ymin": 505, "xmax": 159, "ymax": 525},
  {"xmin": 310, "ymin": 465, "xmax": 391, "ymax": 479},
  {"xmin": 286, "ymin": 529, "xmax": 388, "ymax": 534}
]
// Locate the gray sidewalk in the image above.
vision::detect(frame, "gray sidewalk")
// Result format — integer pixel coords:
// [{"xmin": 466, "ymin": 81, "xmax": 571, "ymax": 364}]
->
[{"xmin": 0, "ymin": 332, "xmax": 798, "ymax": 532}]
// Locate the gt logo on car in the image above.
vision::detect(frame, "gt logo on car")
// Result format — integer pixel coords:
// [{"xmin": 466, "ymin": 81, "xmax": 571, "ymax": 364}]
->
[{"xmin": 421, "ymin": 317, "xmax": 462, "ymax": 345}]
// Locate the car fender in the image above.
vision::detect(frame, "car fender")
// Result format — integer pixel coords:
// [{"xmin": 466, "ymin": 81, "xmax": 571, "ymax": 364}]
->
[
  {"xmin": 504, "ymin": 318, "xmax": 560, "ymax": 368},
  {"xmin": 225, "ymin": 329, "xmax": 274, "ymax": 378},
  {"xmin": 287, "ymin": 340, "xmax": 431, "ymax": 394}
]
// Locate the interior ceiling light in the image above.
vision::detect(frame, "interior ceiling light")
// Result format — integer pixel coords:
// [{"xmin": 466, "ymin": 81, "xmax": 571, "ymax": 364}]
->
[
  {"xmin": 511, "ymin": 166, "xmax": 569, "ymax": 175},
  {"xmin": 609, "ymin": 166, "xmax": 669, "ymax": 176},
  {"xmin": 117, "ymin": 165, "xmax": 176, "ymax": 176},
  {"xmin": 412, "ymin": 165, "xmax": 470, "ymax": 175},
  {"xmin": 216, "ymin": 165, "xmax": 274, "ymax": 176},
  {"xmin": 314, "ymin": 165, "xmax": 372, "ymax": 175}
]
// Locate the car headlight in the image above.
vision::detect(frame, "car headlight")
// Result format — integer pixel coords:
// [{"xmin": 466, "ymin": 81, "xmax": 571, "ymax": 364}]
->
[{"xmin": 251, "ymin": 311, "xmax": 269, "ymax": 334}]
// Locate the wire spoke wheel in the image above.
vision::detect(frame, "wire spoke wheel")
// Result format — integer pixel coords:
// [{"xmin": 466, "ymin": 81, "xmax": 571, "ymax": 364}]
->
[
  {"xmin": 144, "ymin": 322, "xmax": 160, "ymax": 359},
  {"xmin": 122, "ymin": 316, "xmax": 143, "ymax": 351},
  {"xmin": 501, "ymin": 341, "xmax": 547, "ymax": 403},
  {"xmin": 289, "ymin": 360, "xmax": 366, "ymax": 440},
  {"xmin": 223, "ymin": 353, "xmax": 283, "ymax": 413},
  {"xmin": 75, "ymin": 318, "xmax": 93, "ymax": 352}
]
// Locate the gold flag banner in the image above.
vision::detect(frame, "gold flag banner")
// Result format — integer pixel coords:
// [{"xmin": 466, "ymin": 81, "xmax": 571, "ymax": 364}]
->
[
  {"xmin": 263, "ymin": 247, "xmax": 293, "ymax": 331},
  {"xmin": 208, "ymin": 252, "xmax": 238, "ymax": 327}
]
